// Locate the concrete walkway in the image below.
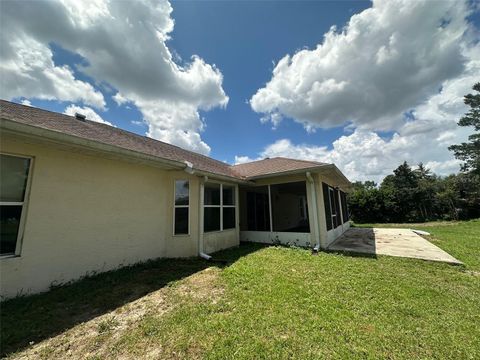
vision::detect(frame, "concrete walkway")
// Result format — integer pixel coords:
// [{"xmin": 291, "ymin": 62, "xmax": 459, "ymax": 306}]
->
[{"xmin": 328, "ymin": 228, "xmax": 463, "ymax": 265}]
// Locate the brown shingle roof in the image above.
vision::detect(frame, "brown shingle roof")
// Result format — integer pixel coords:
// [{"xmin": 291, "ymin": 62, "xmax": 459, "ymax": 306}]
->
[
  {"xmin": 0, "ymin": 100, "xmax": 237, "ymax": 178},
  {"xmin": 231, "ymin": 157, "xmax": 328, "ymax": 178},
  {"xmin": 0, "ymin": 100, "xmax": 331, "ymax": 181}
]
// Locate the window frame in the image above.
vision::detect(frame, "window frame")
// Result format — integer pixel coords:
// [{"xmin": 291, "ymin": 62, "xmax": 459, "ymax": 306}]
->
[
  {"xmin": 323, "ymin": 182, "xmax": 346, "ymax": 231},
  {"xmin": 222, "ymin": 184, "xmax": 236, "ymax": 230},
  {"xmin": 0, "ymin": 152, "xmax": 34, "ymax": 258},
  {"xmin": 203, "ymin": 182, "xmax": 236, "ymax": 233},
  {"xmin": 173, "ymin": 179, "xmax": 190, "ymax": 236},
  {"xmin": 328, "ymin": 187, "xmax": 337, "ymax": 227}
]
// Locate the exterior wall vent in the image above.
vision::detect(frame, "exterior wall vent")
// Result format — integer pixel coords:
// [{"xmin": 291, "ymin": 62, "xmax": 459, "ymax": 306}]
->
[{"xmin": 75, "ymin": 113, "xmax": 86, "ymax": 121}]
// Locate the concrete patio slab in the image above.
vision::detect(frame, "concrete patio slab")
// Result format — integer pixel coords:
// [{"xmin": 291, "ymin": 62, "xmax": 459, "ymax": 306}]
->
[{"xmin": 328, "ymin": 228, "xmax": 463, "ymax": 265}]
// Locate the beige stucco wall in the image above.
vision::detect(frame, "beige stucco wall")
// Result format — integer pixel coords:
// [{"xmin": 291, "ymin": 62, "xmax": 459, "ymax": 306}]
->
[
  {"xmin": 204, "ymin": 229, "xmax": 238, "ymax": 254},
  {"xmin": 0, "ymin": 135, "xmax": 239, "ymax": 299}
]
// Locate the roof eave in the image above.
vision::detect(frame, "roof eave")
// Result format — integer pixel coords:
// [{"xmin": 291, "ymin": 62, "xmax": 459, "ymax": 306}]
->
[
  {"xmin": 317, "ymin": 164, "xmax": 353, "ymax": 191},
  {"xmin": 245, "ymin": 165, "xmax": 330, "ymax": 180},
  {"xmin": 1, "ymin": 118, "xmax": 254, "ymax": 184}
]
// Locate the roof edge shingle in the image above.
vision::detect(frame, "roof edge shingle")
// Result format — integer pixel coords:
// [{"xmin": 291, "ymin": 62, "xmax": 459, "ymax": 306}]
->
[{"xmin": 1, "ymin": 100, "xmax": 341, "ymax": 182}]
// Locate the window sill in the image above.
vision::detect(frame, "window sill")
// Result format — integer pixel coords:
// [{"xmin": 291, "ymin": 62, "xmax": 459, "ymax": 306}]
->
[
  {"xmin": 0, "ymin": 254, "xmax": 20, "ymax": 260},
  {"xmin": 204, "ymin": 228, "xmax": 237, "ymax": 234}
]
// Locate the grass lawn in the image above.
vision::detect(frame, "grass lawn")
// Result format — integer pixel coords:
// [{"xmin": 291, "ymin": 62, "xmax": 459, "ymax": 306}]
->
[{"xmin": 1, "ymin": 220, "xmax": 479, "ymax": 359}]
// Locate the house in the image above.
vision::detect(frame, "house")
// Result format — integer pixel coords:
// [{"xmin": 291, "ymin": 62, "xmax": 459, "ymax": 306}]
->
[{"xmin": 0, "ymin": 100, "xmax": 351, "ymax": 299}]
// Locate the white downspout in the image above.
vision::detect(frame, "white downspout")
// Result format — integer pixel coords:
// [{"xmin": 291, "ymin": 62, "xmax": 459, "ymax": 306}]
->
[
  {"xmin": 306, "ymin": 172, "xmax": 321, "ymax": 252},
  {"xmin": 198, "ymin": 175, "xmax": 212, "ymax": 260}
]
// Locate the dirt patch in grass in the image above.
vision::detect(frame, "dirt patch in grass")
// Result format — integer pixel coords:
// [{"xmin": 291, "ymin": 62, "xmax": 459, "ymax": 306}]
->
[
  {"xmin": 7, "ymin": 267, "xmax": 223, "ymax": 359},
  {"xmin": 175, "ymin": 267, "xmax": 224, "ymax": 303}
]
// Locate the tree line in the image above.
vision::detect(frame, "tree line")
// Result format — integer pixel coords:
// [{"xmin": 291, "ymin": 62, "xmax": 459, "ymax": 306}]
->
[
  {"xmin": 347, "ymin": 162, "xmax": 479, "ymax": 223},
  {"xmin": 347, "ymin": 83, "xmax": 480, "ymax": 223}
]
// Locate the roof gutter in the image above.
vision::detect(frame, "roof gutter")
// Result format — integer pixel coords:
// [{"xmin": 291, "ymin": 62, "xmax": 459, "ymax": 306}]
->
[
  {"xmin": 245, "ymin": 165, "xmax": 330, "ymax": 181},
  {"xmin": 193, "ymin": 169, "xmax": 252, "ymax": 185},
  {"xmin": 1, "ymin": 118, "xmax": 253, "ymax": 184},
  {"xmin": 1, "ymin": 118, "xmax": 187, "ymax": 170}
]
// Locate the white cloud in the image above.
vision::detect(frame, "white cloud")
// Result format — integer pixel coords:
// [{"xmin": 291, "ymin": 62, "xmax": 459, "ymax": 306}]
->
[
  {"xmin": 237, "ymin": 129, "xmax": 464, "ymax": 184},
  {"xmin": 0, "ymin": 35, "xmax": 106, "ymax": 109},
  {"xmin": 234, "ymin": 155, "xmax": 256, "ymax": 165},
  {"xmin": 64, "ymin": 105, "xmax": 113, "ymax": 126},
  {"xmin": 1, "ymin": 0, "xmax": 228, "ymax": 155},
  {"xmin": 250, "ymin": 0, "xmax": 474, "ymax": 132},
  {"xmin": 243, "ymin": 0, "xmax": 479, "ymax": 182},
  {"xmin": 20, "ymin": 99, "xmax": 32, "ymax": 106},
  {"xmin": 237, "ymin": 62, "xmax": 478, "ymax": 183},
  {"xmin": 112, "ymin": 92, "xmax": 129, "ymax": 106}
]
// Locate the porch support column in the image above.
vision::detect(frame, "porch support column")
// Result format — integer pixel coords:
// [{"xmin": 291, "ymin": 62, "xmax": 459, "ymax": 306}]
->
[
  {"xmin": 307, "ymin": 172, "xmax": 322, "ymax": 251},
  {"xmin": 268, "ymin": 185, "xmax": 273, "ymax": 233},
  {"xmin": 198, "ymin": 176, "xmax": 211, "ymax": 260}
]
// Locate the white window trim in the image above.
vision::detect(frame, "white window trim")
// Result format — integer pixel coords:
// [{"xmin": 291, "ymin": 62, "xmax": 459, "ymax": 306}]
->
[
  {"xmin": 222, "ymin": 184, "xmax": 236, "ymax": 230},
  {"xmin": 325, "ymin": 184, "xmax": 337, "ymax": 231},
  {"xmin": 204, "ymin": 183, "xmax": 236, "ymax": 233},
  {"xmin": 0, "ymin": 152, "xmax": 34, "ymax": 258},
  {"xmin": 173, "ymin": 179, "xmax": 190, "ymax": 236}
]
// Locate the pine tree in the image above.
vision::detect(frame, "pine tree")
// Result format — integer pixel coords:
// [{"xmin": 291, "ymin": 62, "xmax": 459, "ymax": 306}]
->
[{"xmin": 449, "ymin": 82, "xmax": 480, "ymax": 174}]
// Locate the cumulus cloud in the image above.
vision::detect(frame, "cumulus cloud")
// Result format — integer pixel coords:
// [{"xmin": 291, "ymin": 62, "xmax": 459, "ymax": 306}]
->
[
  {"xmin": 64, "ymin": 105, "xmax": 113, "ymax": 126},
  {"xmin": 238, "ymin": 51, "xmax": 478, "ymax": 183},
  {"xmin": 1, "ymin": 0, "xmax": 228, "ymax": 154},
  {"xmin": 237, "ymin": 128, "xmax": 464, "ymax": 184},
  {"xmin": 250, "ymin": 0, "xmax": 474, "ymax": 131},
  {"xmin": 0, "ymin": 34, "xmax": 106, "ymax": 109},
  {"xmin": 243, "ymin": 0, "xmax": 479, "ymax": 182}
]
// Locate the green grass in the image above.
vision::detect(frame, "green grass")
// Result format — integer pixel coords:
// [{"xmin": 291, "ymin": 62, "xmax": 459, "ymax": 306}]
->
[{"xmin": 2, "ymin": 220, "xmax": 479, "ymax": 359}]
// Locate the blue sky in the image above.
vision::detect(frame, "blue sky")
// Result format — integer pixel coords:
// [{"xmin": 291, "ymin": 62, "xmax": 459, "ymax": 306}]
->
[
  {"xmin": 168, "ymin": 0, "xmax": 371, "ymax": 161},
  {"xmin": 2, "ymin": 0, "xmax": 479, "ymax": 182}
]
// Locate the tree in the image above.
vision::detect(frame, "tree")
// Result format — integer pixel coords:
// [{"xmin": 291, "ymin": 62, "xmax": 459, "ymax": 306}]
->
[
  {"xmin": 347, "ymin": 161, "xmax": 479, "ymax": 224},
  {"xmin": 448, "ymin": 82, "xmax": 480, "ymax": 175},
  {"xmin": 380, "ymin": 162, "xmax": 420, "ymax": 222},
  {"xmin": 347, "ymin": 181, "xmax": 386, "ymax": 223},
  {"xmin": 415, "ymin": 163, "xmax": 435, "ymax": 220}
]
